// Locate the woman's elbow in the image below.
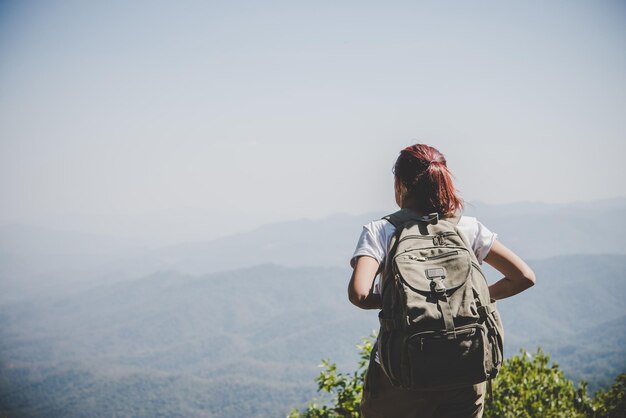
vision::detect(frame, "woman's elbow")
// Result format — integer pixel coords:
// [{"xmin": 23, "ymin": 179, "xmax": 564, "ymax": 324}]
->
[
  {"xmin": 348, "ymin": 290, "xmax": 368, "ymax": 308},
  {"xmin": 348, "ymin": 286, "xmax": 381, "ymax": 309},
  {"xmin": 522, "ymin": 269, "xmax": 536, "ymax": 289}
]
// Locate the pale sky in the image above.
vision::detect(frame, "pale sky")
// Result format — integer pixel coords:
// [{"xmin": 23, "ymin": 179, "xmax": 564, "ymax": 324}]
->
[{"xmin": 1, "ymin": 0, "xmax": 625, "ymax": 244}]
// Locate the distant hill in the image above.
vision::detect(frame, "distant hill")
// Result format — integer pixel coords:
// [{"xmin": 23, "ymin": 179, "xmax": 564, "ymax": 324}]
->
[
  {"xmin": 0, "ymin": 223, "xmax": 146, "ymax": 300},
  {"xmin": 464, "ymin": 198, "xmax": 626, "ymax": 259},
  {"xmin": 96, "ymin": 198, "xmax": 626, "ymax": 279},
  {"xmin": 2, "ymin": 198, "xmax": 624, "ymax": 292},
  {"xmin": 0, "ymin": 265, "xmax": 374, "ymax": 417},
  {"xmin": 1, "ymin": 199, "xmax": 625, "ymax": 416},
  {"xmin": 492, "ymin": 254, "xmax": 626, "ymax": 388},
  {"xmin": 1, "ymin": 255, "xmax": 625, "ymax": 417}
]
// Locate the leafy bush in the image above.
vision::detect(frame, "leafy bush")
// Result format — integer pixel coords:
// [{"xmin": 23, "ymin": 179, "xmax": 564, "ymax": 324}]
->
[
  {"xmin": 287, "ymin": 334, "xmax": 374, "ymax": 418},
  {"xmin": 486, "ymin": 348, "xmax": 592, "ymax": 417},
  {"xmin": 592, "ymin": 373, "xmax": 626, "ymax": 418},
  {"xmin": 288, "ymin": 335, "xmax": 625, "ymax": 418}
]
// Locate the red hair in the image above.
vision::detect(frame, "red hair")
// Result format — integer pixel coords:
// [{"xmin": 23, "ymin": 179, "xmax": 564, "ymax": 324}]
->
[{"xmin": 393, "ymin": 144, "xmax": 463, "ymax": 217}]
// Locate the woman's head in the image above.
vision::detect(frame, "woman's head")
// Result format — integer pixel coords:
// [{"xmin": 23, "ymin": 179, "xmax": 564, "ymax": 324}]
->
[{"xmin": 393, "ymin": 144, "xmax": 463, "ymax": 217}]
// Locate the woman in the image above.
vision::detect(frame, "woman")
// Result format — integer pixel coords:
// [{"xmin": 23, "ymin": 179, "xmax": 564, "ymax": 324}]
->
[{"xmin": 348, "ymin": 144, "xmax": 536, "ymax": 418}]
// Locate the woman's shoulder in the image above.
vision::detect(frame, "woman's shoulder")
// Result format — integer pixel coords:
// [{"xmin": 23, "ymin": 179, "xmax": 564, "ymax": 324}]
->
[
  {"xmin": 365, "ymin": 217, "xmax": 396, "ymax": 228},
  {"xmin": 362, "ymin": 218, "xmax": 397, "ymax": 236},
  {"xmin": 457, "ymin": 215, "xmax": 478, "ymax": 228},
  {"xmin": 361, "ymin": 215, "xmax": 491, "ymax": 240},
  {"xmin": 351, "ymin": 218, "xmax": 397, "ymax": 267},
  {"xmin": 365, "ymin": 215, "xmax": 483, "ymax": 234},
  {"xmin": 457, "ymin": 215, "xmax": 493, "ymax": 233},
  {"xmin": 457, "ymin": 215, "xmax": 489, "ymax": 237},
  {"xmin": 457, "ymin": 215, "xmax": 497, "ymax": 263}
]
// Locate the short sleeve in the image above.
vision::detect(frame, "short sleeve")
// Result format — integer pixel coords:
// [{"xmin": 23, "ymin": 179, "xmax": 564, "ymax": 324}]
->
[
  {"xmin": 350, "ymin": 220, "xmax": 395, "ymax": 296},
  {"xmin": 472, "ymin": 221, "xmax": 497, "ymax": 263},
  {"xmin": 350, "ymin": 224, "xmax": 386, "ymax": 268},
  {"xmin": 457, "ymin": 217, "xmax": 497, "ymax": 264},
  {"xmin": 350, "ymin": 219, "xmax": 396, "ymax": 268}
]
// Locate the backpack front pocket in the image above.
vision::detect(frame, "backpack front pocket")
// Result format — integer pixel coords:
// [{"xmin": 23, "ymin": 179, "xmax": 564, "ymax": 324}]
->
[{"xmin": 405, "ymin": 324, "xmax": 489, "ymax": 389}]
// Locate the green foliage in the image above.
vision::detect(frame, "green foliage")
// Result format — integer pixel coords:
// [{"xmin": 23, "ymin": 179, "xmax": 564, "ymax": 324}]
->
[
  {"xmin": 288, "ymin": 334, "xmax": 375, "ymax": 418},
  {"xmin": 485, "ymin": 348, "xmax": 593, "ymax": 418},
  {"xmin": 592, "ymin": 373, "xmax": 626, "ymax": 418},
  {"xmin": 290, "ymin": 338, "xmax": 626, "ymax": 418}
]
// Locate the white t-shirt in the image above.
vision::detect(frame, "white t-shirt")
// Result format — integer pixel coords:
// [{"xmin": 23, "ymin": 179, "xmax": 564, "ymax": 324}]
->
[{"xmin": 351, "ymin": 216, "xmax": 497, "ymax": 294}]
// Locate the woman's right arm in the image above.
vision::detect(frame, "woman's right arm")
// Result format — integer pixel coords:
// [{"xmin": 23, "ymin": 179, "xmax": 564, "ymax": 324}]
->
[
  {"xmin": 483, "ymin": 240, "xmax": 536, "ymax": 300},
  {"xmin": 348, "ymin": 255, "xmax": 382, "ymax": 310}
]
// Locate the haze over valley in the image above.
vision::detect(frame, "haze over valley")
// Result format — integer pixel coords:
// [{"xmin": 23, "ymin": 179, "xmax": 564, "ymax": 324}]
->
[{"xmin": 1, "ymin": 199, "xmax": 625, "ymax": 417}]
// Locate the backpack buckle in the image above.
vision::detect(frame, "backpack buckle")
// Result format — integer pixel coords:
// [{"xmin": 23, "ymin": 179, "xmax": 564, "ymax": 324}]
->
[
  {"xmin": 431, "ymin": 278, "xmax": 446, "ymax": 294},
  {"xmin": 427, "ymin": 268, "xmax": 447, "ymax": 295}
]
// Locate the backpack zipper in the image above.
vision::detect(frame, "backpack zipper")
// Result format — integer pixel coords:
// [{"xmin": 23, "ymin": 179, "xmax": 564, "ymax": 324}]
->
[
  {"xmin": 427, "ymin": 250, "xmax": 459, "ymax": 260},
  {"xmin": 406, "ymin": 250, "xmax": 460, "ymax": 262},
  {"xmin": 397, "ymin": 231, "xmax": 456, "ymax": 244}
]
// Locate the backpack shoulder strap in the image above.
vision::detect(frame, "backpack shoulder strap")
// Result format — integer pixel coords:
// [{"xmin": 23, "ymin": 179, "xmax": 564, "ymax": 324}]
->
[
  {"xmin": 382, "ymin": 209, "xmax": 412, "ymax": 229},
  {"xmin": 379, "ymin": 210, "xmax": 421, "ymax": 283},
  {"xmin": 382, "ymin": 209, "xmax": 438, "ymax": 229}
]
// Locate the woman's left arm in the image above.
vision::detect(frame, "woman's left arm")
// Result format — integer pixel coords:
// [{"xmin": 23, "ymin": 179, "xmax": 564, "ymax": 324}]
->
[
  {"xmin": 483, "ymin": 240, "xmax": 536, "ymax": 300},
  {"xmin": 348, "ymin": 255, "xmax": 382, "ymax": 310}
]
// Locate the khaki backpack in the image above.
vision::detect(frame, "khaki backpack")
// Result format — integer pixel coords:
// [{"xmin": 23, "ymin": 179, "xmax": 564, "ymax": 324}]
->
[{"xmin": 376, "ymin": 209, "xmax": 504, "ymax": 390}]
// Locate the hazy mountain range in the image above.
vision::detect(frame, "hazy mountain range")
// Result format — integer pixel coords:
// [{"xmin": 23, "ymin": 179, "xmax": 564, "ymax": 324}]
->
[
  {"xmin": 3, "ymin": 198, "xmax": 625, "ymax": 295},
  {"xmin": 1, "ymin": 198, "xmax": 625, "ymax": 417}
]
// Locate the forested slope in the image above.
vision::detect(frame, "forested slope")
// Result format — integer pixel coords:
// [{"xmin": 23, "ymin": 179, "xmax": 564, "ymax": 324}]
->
[{"xmin": 1, "ymin": 255, "xmax": 625, "ymax": 417}]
